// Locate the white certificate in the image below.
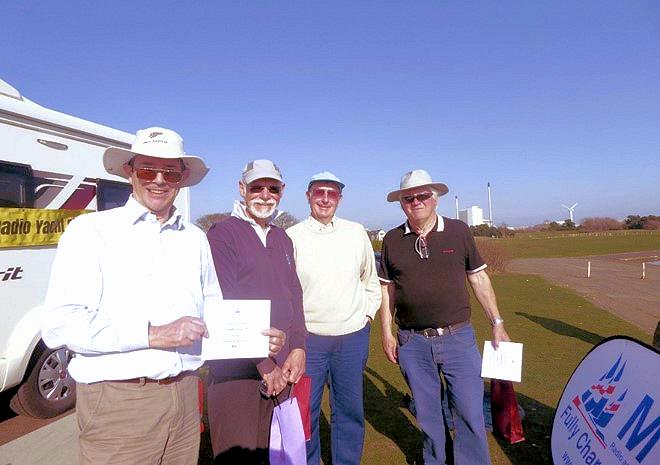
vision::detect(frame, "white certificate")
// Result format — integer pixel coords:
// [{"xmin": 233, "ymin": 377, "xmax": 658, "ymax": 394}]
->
[
  {"xmin": 202, "ymin": 299, "xmax": 270, "ymax": 360},
  {"xmin": 480, "ymin": 341, "xmax": 523, "ymax": 382}
]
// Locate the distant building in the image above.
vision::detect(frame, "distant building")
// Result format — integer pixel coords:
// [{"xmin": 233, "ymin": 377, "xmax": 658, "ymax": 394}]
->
[{"xmin": 459, "ymin": 206, "xmax": 484, "ymax": 227}]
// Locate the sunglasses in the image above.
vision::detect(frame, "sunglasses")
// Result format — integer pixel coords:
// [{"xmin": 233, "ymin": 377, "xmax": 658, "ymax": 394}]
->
[
  {"xmin": 310, "ymin": 188, "xmax": 340, "ymax": 201},
  {"xmin": 134, "ymin": 167, "xmax": 184, "ymax": 184},
  {"xmin": 248, "ymin": 184, "xmax": 282, "ymax": 195},
  {"xmin": 402, "ymin": 192, "xmax": 433, "ymax": 204}
]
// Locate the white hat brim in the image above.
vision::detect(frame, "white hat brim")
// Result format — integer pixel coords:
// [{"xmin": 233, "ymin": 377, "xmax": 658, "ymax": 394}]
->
[
  {"xmin": 387, "ymin": 182, "xmax": 449, "ymax": 202},
  {"xmin": 103, "ymin": 147, "xmax": 209, "ymax": 187}
]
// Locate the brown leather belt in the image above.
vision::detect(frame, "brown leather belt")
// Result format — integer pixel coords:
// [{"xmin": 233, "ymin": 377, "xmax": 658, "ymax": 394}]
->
[
  {"xmin": 111, "ymin": 371, "xmax": 193, "ymax": 386},
  {"xmin": 410, "ymin": 320, "xmax": 470, "ymax": 338}
]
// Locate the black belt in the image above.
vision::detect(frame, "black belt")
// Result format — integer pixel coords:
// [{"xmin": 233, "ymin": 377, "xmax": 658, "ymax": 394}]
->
[{"xmin": 408, "ymin": 320, "xmax": 470, "ymax": 338}]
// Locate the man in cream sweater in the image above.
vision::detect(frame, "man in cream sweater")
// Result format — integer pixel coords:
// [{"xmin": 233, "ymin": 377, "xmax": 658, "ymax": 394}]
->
[{"xmin": 287, "ymin": 171, "xmax": 381, "ymax": 465}]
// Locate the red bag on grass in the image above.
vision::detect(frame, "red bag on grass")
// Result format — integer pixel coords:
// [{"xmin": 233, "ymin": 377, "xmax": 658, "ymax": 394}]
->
[
  {"xmin": 490, "ymin": 379, "xmax": 525, "ymax": 444},
  {"xmin": 291, "ymin": 375, "xmax": 312, "ymax": 441}
]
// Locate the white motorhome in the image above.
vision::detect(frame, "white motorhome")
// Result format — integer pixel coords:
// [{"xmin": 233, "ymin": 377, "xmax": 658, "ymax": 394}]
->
[{"xmin": 0, "ymin": 79, "xmax": 191, "ymax": 417}]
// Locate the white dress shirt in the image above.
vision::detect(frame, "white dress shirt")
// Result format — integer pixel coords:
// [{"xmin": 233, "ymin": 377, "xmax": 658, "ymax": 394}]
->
[{"xmin": 42, "ymin": 196, "xmax": 223, "ymax": 383}]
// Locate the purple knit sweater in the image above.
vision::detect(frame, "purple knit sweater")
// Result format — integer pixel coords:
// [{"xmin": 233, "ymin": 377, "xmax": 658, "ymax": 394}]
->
[{"xmin": 206, "ymin": 216, "xmax": 306, "ymax": 382}]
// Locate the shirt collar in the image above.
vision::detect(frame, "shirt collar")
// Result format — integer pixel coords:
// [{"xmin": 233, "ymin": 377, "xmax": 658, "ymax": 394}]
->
[
  {"xmin": 123, "ymin": 195, "xmax": 183, "ymax": 230},
  {"xmin": 306, "ymin": 214, "xmax": 337, "ymax": 232},
  {"xmin": 403, "ymin": 214, "xmax": 444, "ymax": 235},
  {"xmin": 231, "ymin": 200, "xmax": 280, "ymax": 227}
]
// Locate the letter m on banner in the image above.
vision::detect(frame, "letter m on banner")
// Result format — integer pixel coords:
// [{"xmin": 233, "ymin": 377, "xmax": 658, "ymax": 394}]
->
[{"xmin": 617, "ymin": 394, "xmax": 660, "ymax": 463}]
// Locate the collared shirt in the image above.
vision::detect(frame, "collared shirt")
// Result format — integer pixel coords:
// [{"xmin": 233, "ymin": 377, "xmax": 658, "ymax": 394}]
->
[
  {"xmin": 287, "ymin": 215, "xmax": 381, "ymax": 336},
  {"xmin": 42, "ymin": 196, "xmax": 223, "ymax": 383},
  {"xmin": 379, "ymin": 214, "xmax": 486, "ymax": 329},
  {"xmin": 231, "ymin": 200, "xmax": 280, "ymax": 246}
]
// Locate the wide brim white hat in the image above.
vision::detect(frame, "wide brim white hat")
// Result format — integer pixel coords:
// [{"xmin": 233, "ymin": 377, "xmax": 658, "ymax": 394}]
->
[
  {"xmin": 386, "ymin": 169, "xmax": 449, "ymax": 202},
  {"xmin": 103, "ymin": 127, "xmax": 209, "ymax": 187}
]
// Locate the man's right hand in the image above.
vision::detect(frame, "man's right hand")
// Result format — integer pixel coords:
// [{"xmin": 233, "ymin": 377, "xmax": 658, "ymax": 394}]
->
[
  {"xmin": 262, "ymin": 365, "xmax": 288, "ymax": 397},
  {"xmin": 148, "ymin": 316, "xmax": 208, "ymax": 349},
  {"xmin": 382, "ymin": 331, "xmax": 398, "ymax": 364},
  {"xmin": 262, "ymin": 327, "xmax": 286, "ymax": 357}
]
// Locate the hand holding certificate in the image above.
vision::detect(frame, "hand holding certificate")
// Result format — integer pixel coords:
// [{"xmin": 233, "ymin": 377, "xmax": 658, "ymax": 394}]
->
[
  {"xmin": 481, "ymin": 341, "xmax": 523, "ymax": 382},
  {"xmin": 202, "ymin": 299, "xmax": 270, "ymax": 360}
]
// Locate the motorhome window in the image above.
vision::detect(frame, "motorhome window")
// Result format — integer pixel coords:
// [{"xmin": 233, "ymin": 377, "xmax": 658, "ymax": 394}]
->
[
  {"xmin": 96, "ymin": 179, "xmax": 131, "ymax": 211},
  {"xmin": 0, "ymin": 161, "xmax": 34, "ymax": 208}
]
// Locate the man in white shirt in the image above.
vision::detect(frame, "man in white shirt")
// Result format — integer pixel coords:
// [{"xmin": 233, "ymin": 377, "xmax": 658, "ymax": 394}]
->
[
  {"xmin": 42, "ymin": 128, "xmax": 284, "ymax": 465},
  {"xmin": 287, "ymin": 171, "xmax": 381, "ymax": 465}
]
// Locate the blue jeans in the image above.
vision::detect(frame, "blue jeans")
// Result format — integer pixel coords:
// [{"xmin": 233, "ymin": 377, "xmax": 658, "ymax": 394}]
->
[
  {"xmin": 306, "ymin": 323, "xmax": 371, "ymax": 465},
  {"xmin": 397, "ymin": 324, "xmax": 491, "ymax": 465}
]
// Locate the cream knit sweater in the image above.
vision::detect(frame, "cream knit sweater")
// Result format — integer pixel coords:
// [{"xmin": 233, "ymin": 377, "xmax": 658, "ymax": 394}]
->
[{"xmin": 287, "ymin": 216, "xmax": 381, "ymax": 336}]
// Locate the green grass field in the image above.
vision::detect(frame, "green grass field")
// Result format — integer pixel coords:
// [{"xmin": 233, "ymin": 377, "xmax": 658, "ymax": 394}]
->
[
  {"xmin": 200, "ymin": 232, "xmax": 657, "ymax": 464},
  {"xmin": 485, "ymin": 230, "xmax": 660, "ymax": 259},
  {"xmin": 353, "ymin": 274, "xmax": 650, "ymax": 465}
]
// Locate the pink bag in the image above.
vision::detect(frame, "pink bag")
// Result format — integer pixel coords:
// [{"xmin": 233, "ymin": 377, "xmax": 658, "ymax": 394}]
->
[
  {"xmin": 269, "ymin": 397, "xmax": 307, "ymax": 465},
  {"xmin": 491, "ymin": 379, "xmax": 525, "ymax": 444}
]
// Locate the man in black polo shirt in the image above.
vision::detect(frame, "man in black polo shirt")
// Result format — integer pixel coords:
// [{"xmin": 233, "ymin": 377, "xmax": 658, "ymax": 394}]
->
[{"xmin": 379, "ymin": 169, "xmax": 510, "ymax": 465}]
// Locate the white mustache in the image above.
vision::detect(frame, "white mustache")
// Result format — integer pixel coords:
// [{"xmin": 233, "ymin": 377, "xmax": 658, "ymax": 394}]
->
[{"xmin": 252, "ymin": 200, "xmax": 276, "ymax": 207}]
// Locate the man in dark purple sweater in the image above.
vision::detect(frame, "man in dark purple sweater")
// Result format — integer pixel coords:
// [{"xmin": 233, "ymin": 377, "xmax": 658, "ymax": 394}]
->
[{"xmin": 206, "ymin": 159, "xmax": 307, "ymax": 464}]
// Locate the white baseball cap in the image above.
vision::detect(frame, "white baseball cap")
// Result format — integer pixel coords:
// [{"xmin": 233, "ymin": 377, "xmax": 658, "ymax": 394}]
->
[
  {"xmin": 308, "ymin": 171, "xmax": 345, "ymax": 191},
  {"xmin": 241, "ymin": 159, "xmax": 284, "ymax": 184}
]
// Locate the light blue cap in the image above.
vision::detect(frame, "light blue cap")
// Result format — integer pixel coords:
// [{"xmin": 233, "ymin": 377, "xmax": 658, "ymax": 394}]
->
[{"xmin": 308, "ymin": 171, "xmax": 345, "ymax": 190}]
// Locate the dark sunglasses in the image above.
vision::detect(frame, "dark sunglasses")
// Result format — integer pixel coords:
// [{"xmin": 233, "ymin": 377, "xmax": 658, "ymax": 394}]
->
[
  {"xmin": 402, "ymin": 192, "xmax": 433, "ymax": 204},
  {"xmin": 310, "ymin": 188, "xmax": 340, "ymax": 201},
  {"xmin": 134, "ymin": 167, "xmax": 184, "ymax": 184},
  {"xmin": 249, "ymin": 184, "xmax": 282, "ymax": 195}
]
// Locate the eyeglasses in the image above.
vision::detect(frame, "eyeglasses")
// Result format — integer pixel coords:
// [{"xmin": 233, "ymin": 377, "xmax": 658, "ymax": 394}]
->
[
  {"xmin": 248, "ymin": 184, "xmax": 282, "ymax": 195},
  {"xmin": 310, "ymin": 188, "xmax": 340, "ymax": 201},
  {"xmin": 415, "ymin": 235, "xmax": 430, "ymax": 259},
  {"xmin": 402, "ymin": 192, "xmax": 433, "ymax": 204},
  {"xmin": 134, "ymin": 167, "xmax": 184, "ymax": 184}
]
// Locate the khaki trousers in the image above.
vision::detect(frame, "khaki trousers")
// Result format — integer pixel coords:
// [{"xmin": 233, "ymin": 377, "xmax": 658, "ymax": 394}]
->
[{"xmin": 76, "ymin": 374, "xmax": 200, "ymax": 465}]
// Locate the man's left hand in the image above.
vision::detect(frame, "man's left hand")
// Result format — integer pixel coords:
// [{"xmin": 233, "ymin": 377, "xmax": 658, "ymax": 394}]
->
[
  {"xmin": 491, "ymin": 323, "xmax": 511, "ymax": 349},
  {"xmin": 282, "ymin": 348, "xmax": 306, "ymax": 384},
  {"xmin": 262, "ymin": 327, "xmax": 286, "ymax": 357}
]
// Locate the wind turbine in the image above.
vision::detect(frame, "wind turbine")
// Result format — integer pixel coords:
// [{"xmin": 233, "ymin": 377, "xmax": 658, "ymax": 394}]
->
[{"xmin": 561, "ymin": 203, "xmax": 578, "ymax": 222}]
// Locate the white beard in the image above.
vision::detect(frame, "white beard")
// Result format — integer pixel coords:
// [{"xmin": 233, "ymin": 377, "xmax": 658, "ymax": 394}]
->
[{"xmin": 247, "ymin": 199, "xmax": 277, "ymax": 219}]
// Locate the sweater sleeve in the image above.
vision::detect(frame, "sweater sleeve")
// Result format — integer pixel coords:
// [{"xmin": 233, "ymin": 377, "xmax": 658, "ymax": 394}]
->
[
  {"xmin": 360, "ymin": 229, "xmax": 383, "ymax": 319},
  {"xmin": 287, "ymin": 233, "xmax": 307, "ymax": 351}
]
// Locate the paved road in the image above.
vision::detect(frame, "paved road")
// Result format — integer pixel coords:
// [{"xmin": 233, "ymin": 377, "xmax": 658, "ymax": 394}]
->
[{"xmin": 509, "ymin": 250, "xmax": 660, "ymax": 335}]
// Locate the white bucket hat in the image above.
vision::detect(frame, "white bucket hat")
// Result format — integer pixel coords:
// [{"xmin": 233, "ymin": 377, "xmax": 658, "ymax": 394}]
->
[
  {"xmin": 386, "ymin": 169, "xmax": 449, "ymax": 202},
  {"xmin": 241, "ymin": 159, "xmax": 284, "ymax": 185},
  {"xmin": 103, "ymin": 127, "xmax": 209, "ymax": 187}
]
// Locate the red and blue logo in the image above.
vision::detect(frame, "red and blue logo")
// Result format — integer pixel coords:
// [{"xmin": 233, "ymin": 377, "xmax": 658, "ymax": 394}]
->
[{"xmin": 573, "ymin": 354, "xmax": 628, "ymax": 447}]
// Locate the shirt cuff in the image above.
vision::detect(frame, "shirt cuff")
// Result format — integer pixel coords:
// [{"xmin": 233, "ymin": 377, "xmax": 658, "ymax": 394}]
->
[
  {"xmin": 119, "ymin": 317, "xmax": 150, "ymax": 352},
  {"xmin": 256, "ymin": 358, "xmax": 276, "ymax": 376},
  {"xmin": 289, "ymin": 332, "xmax": 306, "ymax": 352},
  {"xmin": 467, "ymin": 264, "xmax": 487, "ymax": 274}
]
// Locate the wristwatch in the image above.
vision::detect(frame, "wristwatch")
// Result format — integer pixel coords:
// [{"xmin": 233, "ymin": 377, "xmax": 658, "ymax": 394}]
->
[{"xmin": 492, "ymin": 317, "xmax": 504, "ymax": 326}]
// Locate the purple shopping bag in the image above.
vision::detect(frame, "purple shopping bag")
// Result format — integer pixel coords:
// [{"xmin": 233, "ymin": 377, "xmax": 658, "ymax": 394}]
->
[{"xmin": 269, "ymin": 397, "xmax": 306, "ymax": 465}]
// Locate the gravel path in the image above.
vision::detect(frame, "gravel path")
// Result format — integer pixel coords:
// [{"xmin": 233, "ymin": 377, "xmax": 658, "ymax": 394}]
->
[{"xmin": 508, "ymin": 251, "xmax": 660, "ymax": 335}]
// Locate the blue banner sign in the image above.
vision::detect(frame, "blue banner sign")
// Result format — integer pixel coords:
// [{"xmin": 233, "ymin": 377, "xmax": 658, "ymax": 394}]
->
[{"xmin": 552, "ymin": 337, "xmax": 659, "ymax": 465}]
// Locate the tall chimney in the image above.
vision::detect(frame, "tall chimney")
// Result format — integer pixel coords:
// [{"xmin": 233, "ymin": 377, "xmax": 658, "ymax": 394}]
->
[{"xmin": 487, "ymin": 182, "xmax": 493, "ymax": 226}]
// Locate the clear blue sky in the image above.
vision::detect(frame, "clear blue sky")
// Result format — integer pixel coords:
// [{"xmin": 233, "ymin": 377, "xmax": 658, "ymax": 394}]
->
[{"xmin": 4, "ymin": 1, "xmax": 659, "ymax": 228}]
